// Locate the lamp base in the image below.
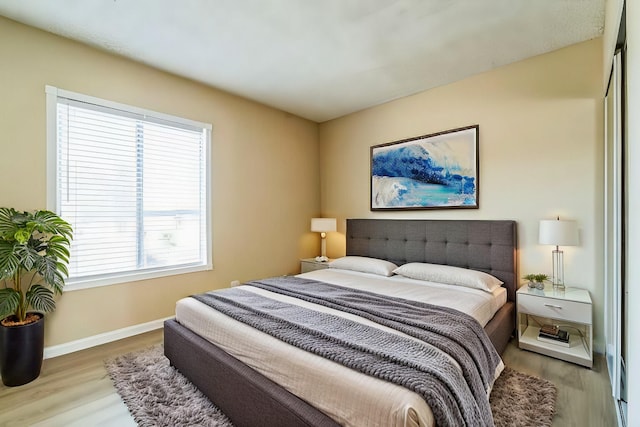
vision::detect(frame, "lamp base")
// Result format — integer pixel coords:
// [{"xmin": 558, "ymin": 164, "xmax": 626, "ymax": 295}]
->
[
  {"xmin": 319, "ymin": 235, "xmax": 328, "ymax": 262},
  {"xmin": 551, "ymin": 248, "xmax": 565, "ymax": 290}
]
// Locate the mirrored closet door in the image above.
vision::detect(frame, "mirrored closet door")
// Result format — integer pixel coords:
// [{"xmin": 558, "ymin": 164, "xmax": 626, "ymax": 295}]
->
[{"xmin": 604, "ymin": 48, "xmax": 627, "ymax": 426}]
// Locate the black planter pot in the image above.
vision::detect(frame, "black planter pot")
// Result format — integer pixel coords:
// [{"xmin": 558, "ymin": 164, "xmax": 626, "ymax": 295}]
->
[{"xmin": 0, "ymin": 313, "xmax": 45, "ymax": 387}]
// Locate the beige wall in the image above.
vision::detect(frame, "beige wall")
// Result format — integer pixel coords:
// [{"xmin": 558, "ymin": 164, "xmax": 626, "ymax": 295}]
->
[
  {"xmin": 319, "ymin": 38, "xmax": 606, "ymax": 350},
  {"xmin": 0, "ymin": 17, "xmax": 320, "ymax": 346}
]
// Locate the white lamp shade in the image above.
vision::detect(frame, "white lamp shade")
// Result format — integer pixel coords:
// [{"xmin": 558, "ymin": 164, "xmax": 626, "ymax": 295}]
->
[
  {"xmin": 311, "ymin": 218, "xmax": 336, "ymax": 233},
  {"xmin": 539, "ymin": 219, "xmax": 579, "ymax": 246}
]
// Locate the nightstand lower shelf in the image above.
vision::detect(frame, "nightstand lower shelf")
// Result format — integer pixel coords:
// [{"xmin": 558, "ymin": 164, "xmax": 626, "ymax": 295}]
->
[{"xmin": 519, "ymin": 324, "xmax": 592, "ymax": 368}]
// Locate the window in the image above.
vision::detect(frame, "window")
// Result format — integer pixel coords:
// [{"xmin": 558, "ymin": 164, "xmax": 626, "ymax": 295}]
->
[{"xmin": 46, "ymin": 86, "xmax": 212, "ymax": 290}]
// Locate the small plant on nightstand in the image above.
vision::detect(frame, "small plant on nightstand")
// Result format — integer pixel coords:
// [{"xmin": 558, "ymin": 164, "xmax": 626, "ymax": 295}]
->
[{"xmin": 523, "ymin": 273, "xmax": 548, "ymax": 290}]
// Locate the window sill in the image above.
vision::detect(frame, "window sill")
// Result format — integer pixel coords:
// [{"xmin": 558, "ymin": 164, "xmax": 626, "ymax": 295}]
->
[{"xmin": 63, "ymin": 263, "xmax": 213, "ymax": 291}]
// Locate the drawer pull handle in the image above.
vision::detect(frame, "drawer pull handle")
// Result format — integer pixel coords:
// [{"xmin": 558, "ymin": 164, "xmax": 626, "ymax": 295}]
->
[{"xmin": 544, "ymin": 303, "xmax": 563, "ymax": 309}]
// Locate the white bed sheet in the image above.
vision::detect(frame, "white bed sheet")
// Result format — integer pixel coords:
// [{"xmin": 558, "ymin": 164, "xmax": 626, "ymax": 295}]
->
[
  {"xmin": 302, "ymin": 269, "xmax": 507, "ymax": 327},
  {"xmin": 175, "ymin": 269, "xmax": 506, "ymax": 427}
]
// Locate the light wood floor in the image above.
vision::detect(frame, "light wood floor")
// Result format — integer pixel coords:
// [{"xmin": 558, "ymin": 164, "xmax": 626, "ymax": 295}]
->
[
  {"xmin": 502, "ymin": 342, "xmax": 618, "ymax": 427},
  {"xmin": 0, "ymin": 331, "xmax": 618, "ymax": 427}
]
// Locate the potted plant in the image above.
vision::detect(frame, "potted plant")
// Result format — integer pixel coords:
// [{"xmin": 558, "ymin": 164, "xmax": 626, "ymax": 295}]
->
[
  {"xmin": 523, "ymin": 273, "xmax": 549, "ymax": 290},
  {"xmin": 0, "ymin": 208, "xmax": 72, "ymax": 386}
]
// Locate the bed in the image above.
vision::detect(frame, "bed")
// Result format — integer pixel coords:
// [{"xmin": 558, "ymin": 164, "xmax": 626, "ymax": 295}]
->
[{"xmin": 164, "ymin": 219, "xmax": 517, "ymax": 427}]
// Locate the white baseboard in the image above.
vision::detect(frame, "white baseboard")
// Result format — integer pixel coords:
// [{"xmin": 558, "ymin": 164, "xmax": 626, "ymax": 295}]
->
[{"xmin": 44, "ymin": 316, "xmax": 173, "ymax": 359}]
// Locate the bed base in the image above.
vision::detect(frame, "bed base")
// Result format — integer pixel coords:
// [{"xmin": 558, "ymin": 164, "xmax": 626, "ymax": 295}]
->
[
  {"xmin": 164, "ymin": 318, "xmax": 340, "ymax": 427},
  {"xmin": 485, "ymin": 301, "xmax": 514, "ymax": 354},
  {"xmin": 164, "ymin": 303, "xmax": 514, "ymax": 426}
]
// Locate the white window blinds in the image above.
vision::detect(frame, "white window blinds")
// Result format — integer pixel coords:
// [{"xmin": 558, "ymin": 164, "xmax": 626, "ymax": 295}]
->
[{"xmin": 46, "ymin": 86, "xmax": 212, "ymax": 289}]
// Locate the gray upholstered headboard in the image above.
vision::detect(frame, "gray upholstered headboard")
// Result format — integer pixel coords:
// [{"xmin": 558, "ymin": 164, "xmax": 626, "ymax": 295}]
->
[{"xmin": 346, "ymin": 219, "xmax": 518, "ymax": 302}]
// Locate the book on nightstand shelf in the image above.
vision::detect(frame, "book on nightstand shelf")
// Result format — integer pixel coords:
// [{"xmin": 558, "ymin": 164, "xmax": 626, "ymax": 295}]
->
[{"xmin": 537, "ymin": 325, "xmax": 570, "ymax": 348}]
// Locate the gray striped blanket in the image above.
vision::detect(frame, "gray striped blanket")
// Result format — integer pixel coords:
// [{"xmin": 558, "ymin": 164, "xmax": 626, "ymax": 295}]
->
[{"xmin": 192, "ymin": 276, "xmax": 501, "ymax": 426}]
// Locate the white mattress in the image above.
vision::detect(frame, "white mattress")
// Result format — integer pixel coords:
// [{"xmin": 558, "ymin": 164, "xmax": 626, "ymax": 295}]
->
[{"xmin": 175, "ymin": 269, "xmax": 506, "ymax": 427}]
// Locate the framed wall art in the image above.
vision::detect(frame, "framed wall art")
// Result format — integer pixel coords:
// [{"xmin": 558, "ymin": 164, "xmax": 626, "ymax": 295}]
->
[{"xmin": 371, "ymin": 125, "xmax": 479, "ymax": 210}]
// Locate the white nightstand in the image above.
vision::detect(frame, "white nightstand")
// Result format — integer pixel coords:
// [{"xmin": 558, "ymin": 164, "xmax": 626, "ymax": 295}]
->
[
  {"xmin": 300, "ymin": 258, "xmax": 331, "ymax": 273},
  {"xmin": 517, "ymin": 285, "xmax": 593, "ymax": 368}
]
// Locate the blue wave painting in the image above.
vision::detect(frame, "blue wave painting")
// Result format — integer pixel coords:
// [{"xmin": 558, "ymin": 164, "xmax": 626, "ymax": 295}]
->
[{"xmin": 371, "ymin": 127, "xmax": 478, "ymax": 209}]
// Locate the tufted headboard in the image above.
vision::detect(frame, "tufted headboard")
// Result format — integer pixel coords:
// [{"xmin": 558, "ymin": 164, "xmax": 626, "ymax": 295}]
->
[{"xmin": 346, "ymin": 219, "xmax": 518, "ymax": 302}]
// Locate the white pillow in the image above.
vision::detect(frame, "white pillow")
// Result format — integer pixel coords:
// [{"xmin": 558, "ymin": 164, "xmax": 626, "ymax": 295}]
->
[
  {"xmin": 393, "ymin": 262, "xmax": 503, "ymax": 292},
  {"xmin": 329, "ymin": 256, "xmax": 398, "ymax": 277}
]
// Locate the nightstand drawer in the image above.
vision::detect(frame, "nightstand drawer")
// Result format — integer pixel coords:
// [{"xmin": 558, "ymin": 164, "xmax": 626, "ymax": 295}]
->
[{"xmin": 518, "ymin": 293, "xmax": 591, "ymax": 324}]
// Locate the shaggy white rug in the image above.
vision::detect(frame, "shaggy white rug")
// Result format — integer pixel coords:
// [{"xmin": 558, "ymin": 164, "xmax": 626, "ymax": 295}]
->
[{"xmin": 106, "ymin": 345, "xmax": 556, "ymax": 427}]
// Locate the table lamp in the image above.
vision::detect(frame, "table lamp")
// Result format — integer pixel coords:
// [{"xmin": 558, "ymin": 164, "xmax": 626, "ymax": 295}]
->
[
  {"xmin": 311, "ymin": 218, "xmax": 336, "ymax": 262},
  {"xmin": 538, "ymin": 217, "xmax": 579, "ymax": 289}
]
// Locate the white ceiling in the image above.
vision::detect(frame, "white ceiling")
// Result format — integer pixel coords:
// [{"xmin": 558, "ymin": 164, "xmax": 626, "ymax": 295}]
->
[{"xmin": 0, "ymin": 0, "xmax": 605, "ymax": 122}]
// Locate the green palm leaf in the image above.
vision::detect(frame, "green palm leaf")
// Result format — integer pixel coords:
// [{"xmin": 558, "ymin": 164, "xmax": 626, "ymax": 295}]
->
[
  {"xmin": 0, "ymin": 288, "xmax": 20, "ymax": 319},
  {"xmin": 0, "ymin": 240, "xmax": 19, "ymax": 279},
  {"xmin": 30, "ymin": 210, "xmax": 73, "ymax": 239},
  {"xmin": 26, "ymin": 285, "xmax": 56, "ymax": 313},
  {"xmin": 14, "ymin": 244, "xmax": 39, "ymax": 272},
  {"xmin": 46, "ymin": 236, "xmax": 71, "ymax": 263},
  {"xmin": 34, "ymin": 256, "xmax": 58, "ymax": 288},
  {"xmin": 0, "ymin": 208, "xmax": 19, "ymax": 239},
  {"xmin": 56, "ymin": 261, "xmax": 69, "ymax": 278}
]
